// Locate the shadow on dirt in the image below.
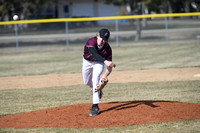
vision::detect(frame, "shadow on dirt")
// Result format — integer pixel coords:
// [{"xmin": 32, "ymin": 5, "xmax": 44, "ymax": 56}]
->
[{"xmin": 101, "ymin": 100, "xmax": 175, "ymax": 113}]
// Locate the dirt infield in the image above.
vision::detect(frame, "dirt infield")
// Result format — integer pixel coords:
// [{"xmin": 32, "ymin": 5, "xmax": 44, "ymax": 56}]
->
[{"xmin": 0, "ymin": 67, "xmax": 200, "ymax": 128}]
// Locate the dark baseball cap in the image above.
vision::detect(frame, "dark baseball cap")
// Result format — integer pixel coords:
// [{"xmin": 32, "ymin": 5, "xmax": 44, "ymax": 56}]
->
[{"xmin": 99, "ymin": 28, "xmax": 110, "ymax": 41}]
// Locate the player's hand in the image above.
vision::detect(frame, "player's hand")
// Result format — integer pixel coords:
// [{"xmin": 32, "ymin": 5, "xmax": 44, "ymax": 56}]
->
[
  {"xmin": 101, "ymin": 77, "xmax": 108, "ymax": 84},
  {"xmin": 104, "ymin": 60, "xmax": 116, "ymax": 68}
]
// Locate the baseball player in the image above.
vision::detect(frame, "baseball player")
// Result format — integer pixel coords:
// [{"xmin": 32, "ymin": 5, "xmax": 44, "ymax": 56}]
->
[{"xmin": 82, "ymin": 28, "xmax": 116, "ymax": 116}]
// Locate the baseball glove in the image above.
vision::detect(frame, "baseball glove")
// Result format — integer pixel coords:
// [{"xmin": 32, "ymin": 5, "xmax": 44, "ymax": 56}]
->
[{"xmin": 94, "ymin": 78, "xmax": 108, "ymax": 92}]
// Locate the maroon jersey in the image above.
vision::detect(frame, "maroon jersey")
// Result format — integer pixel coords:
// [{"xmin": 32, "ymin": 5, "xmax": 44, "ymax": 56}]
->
[{"xmin": 83, "ymin": 37, "xmax": 112, "ymax": 61}]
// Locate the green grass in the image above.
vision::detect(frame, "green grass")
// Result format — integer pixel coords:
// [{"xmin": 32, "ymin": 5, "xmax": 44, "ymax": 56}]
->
[
  {"xmin": 1, "ymin": 81, "xmax": 199, "ymax": 116},
  {"xmin": 0, "ymin": 81, "xmax": 200, "ymax": 132},
  {"xmin": 0, "ymin": 41, "xmax": 200, "ymax": 132},
  {"xmin": 114, "ymin": 42, "xmax": 200, "ymax": 70},
  {"xmin": 0, "ymin": 47, "xmax": 83, "ymax": 76},
  {"xmin": 0, "ymin": 41, "xmax": 200, "ymax": 76}
]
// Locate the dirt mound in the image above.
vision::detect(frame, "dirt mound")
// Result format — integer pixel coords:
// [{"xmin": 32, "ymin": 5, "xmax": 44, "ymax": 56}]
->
[{"xmin": 0, "ymin": 101, "xmax": 200, "ymax": 128}]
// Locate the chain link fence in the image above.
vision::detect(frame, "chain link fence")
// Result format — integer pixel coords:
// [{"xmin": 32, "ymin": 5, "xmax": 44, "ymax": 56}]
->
[{"xmin": 0, "ymin": 14, "xmax": 200, "ymax": 53}]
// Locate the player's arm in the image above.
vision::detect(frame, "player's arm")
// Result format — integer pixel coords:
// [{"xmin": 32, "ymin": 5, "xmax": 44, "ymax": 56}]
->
[
  {"xmin": 88, "ymin": 47, "xmax": 116, "ymax": 68},
  {"xmin": 88, "ymin": 47, "xmax": 105, "ymax": 62},
  {"xmin": 102, "ymin": 66, "xmax": 112, "ymax": 79}
]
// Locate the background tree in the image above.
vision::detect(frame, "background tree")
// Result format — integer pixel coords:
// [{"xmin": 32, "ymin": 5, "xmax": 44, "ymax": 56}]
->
[
  {"xmin": 105, "ymin": 0, "xmax": 144, "ymax": 40},
  {"xmin": 0, "ymin": 0, "xmax": 53, "ymax": 21},
  {"xmin": 104, "ymin": 0, "xmax": 199, "ymax": 41},
  {"xmin": 145, "ymin": 0, "xmax": 200, "ymax": 14}
]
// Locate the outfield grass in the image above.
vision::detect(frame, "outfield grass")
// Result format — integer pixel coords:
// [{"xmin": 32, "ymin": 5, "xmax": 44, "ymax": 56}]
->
[
  {"xmin": 0, "ymin": 41, "xmax": 200, "ymax": 76},
  {"xmin": 0, "ymin": 81, "xmax": 200, "ymax": 132},
  {"xmin": 1, "ymin": 81, "xmax": 200, "ymax": 116},
  {"xmin": 0, "ymin": 41, "xmax": 200, "ymax": 132}
]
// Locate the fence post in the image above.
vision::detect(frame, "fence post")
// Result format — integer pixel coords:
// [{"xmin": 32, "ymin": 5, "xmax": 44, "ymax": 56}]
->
[
  {"xmin": 65, "ymin": 22, "xmax": 69, "ymax": 48},
  {"xmin": 115, "ymin": 19, "xmax": 119, "ymax": 47},
  {"xmin": 14, "ymin": 24, "xmax": 19, "ymax": 52},
  {"xmin": 164, "ymin": 17, "xmax": 169, "ymax": 43}
]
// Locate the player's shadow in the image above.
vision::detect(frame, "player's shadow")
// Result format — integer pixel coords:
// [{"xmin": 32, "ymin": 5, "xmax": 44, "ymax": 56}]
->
[{"xmin": 100, "ymin": 100, "xmax": 174, "ymax": 113}]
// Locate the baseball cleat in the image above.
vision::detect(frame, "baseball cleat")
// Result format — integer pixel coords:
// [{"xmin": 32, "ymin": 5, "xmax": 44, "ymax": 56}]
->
[{"xmin": 89, "ymin": 104, "xmax": 100, "ymax": 116}]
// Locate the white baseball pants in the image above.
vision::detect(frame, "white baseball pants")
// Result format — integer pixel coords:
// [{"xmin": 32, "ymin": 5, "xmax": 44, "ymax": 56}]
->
[{"xmin": 82, "ymin": 58, "xmax": 105, "ymax": 104}]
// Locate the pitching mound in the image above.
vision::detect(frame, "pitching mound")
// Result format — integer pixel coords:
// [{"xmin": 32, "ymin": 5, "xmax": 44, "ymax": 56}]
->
[{"xmin": 0, "ymin": 101, "xmax": 200, "ymax": 128}]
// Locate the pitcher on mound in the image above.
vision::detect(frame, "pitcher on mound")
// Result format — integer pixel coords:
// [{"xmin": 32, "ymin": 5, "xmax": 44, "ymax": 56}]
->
[{"xmin": 82, "ymin": 28, "xmax": 116, "ymax": 116}]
